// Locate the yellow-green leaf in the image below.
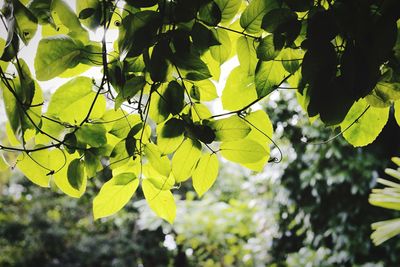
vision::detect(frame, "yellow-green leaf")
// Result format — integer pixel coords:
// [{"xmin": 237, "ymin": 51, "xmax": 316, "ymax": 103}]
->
[
  {"xmin": 192, "ymin": 153, "xmax": 219, "ymax": 197},
  {"xmin": 240, "ymin": 0, "xmax": 279, "ymax": 33},
  {"xmin": 93, "ymin": 172, "xmax": 139, "ymax": 219},
  {"xmin": 53, "ymin": 153, "xmax": 87, "ymax": 198},
  {"xmin": 172, "ymin": 138, "xmax": 202, "ymax": 182},
  {"xmin": 340, "ymin": 99, "xmax": 389, "ymax": 147},
  {"xmin": 191, "ymin": 79, "xmax": 219, "ymax": 101},
  {"xmin": 395, "ymin": 100, "xmax": 400, "ymax": 126},
  {"xmin": 17, "ymin": 148, "xmax": 65, "ymax": 187},
  {"xmin": 220, "ymin": 139, "xmax": 267, "ymax": 164},
  {"xmin": 210, "ymin": 116, "xmax": 251, "ymax": 141},
  {"xmin": 237, "ymin": 36, "xmax": 258, "ymax": 75},
  {"xmin": 144, "ymin": 164, "xmax": 175, "ymax": 191},
  {"xmin": 144, "ymin": 143, "xmax": 171, "ymax": 177},
  {"xmin": 221, "ymin": 66, "xmax": 257, "ymax": 111},
  {"xmin": 142, "ymin": 179, "xmax": 176, "ymax": 224},
  {"xmin": 47, "ymin": 76, "xmax": 106, "ymax": 124}
]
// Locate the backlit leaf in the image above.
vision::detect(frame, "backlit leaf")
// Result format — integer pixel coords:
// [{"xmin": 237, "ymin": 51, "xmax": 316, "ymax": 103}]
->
[
  {"xmin": 221, "ymin": 66, "xmax": 257, "ymax": 111},
  {"xmin": 34, "ymin": 35, "xmax": 83, "ymax": 81},
  {"xmin": 172, "ymin": 138, "xmax": 202, "ymax": 183},
  {"xmin": 17, "ymin": 148, "xmax": 65, "ymax": 187},
  {"xmin": 220, "ymin": 139, "xmax": 267, "ymax": 164},
  {"xmin": 340, "ymin": 99, "xmax": 389, "ymax": 147},
  {"xmin": 210, "ymin": 116, "xmax": 251, "ymax": 141},
  {"xmin": 93, "ymin": 172, "xmax": 139, "ymax": 219},
  {"xmin": 240, "ymin": 0, "xmax": 280, "ymax": 33},
  {"xmin": 395, "ymin": 101, "xmax": 400, "ymax": 127},
  {"xmin": 192, "ymin": 153, "xmax": 219, "ymax": 197},
  {"xmin": 142, "ymin": 179, "xmax": 176, "ymax": 224},
  {"xmin": 215, "ymin": 0, "xmax": 242, "ymax": 23},
  {"xmin": 47, "ymin": 77, "xmax": 106, "ymax": 124},
  {"xmin": 75, "ymin": 124, "xmax": 107, "ymax": 148}
]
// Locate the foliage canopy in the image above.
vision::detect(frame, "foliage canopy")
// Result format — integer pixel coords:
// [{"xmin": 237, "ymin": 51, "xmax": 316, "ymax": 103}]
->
[{"xmin": 0, "ymin": 0, "xmax": 400, "ymax": 224}]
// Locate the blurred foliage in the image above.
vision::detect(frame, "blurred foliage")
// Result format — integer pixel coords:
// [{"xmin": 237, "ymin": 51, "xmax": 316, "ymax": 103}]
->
[
  {"xmin": 267, "ymin": 92, "xmax": 400, "ymax": 265},
  {"xmin": 0, "ymin": 173, "xmax": 172, "ymax": 267},
  {"xmin": 2, "ymin": 92, "xmax": 400, "ymax": 266}
]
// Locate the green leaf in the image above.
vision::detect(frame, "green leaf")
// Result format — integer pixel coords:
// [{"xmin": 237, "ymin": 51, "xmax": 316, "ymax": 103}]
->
[
  {"xmin": 244, "ymin": 110, "xmax": 274, "ymax": 146},
  {"xmin": 109, "ymin": 114, "xmax": 141, "ymax": 139},
  {"xmin": 84, "ymin": 149, "xmax": 102, "ymax": 178},
  {"xmin": 191, "ymin": 79, "xmax": 218, "ymax": 101},
  {"xmin": 241, "ymin": 110, "xmax": 273, "ymax": 171},
  {"xmin": 284, "ymin": 0, "xmax": 314, "ymax": 12},
  {"xmin": 210, "ymin": 28, "xmax": 232, "ymax": 64},
  {"xmin": 240, "ymin": 0, "xmax": 280, "ymax": 33},
  {"xmin": 110, "ymin": 140, "xmax": 130, "ymax": 168},
  {"xmin": 256, "ymin": 34, "xmax": 284, "ymax": 61},
  {"xmin": 279, "ymin": 48, "xmax": 304, "ymax": 74},
  {"xmin": 186, "ymin": 123, "xmax": 216, "ymax": 144},
  {"xmin": 192, "ymin": 153, "xmax": 219, "ymax": 197},
  {"xmin": 172, "ymin": 138, "xmax": 202, "ymax": 182},
  {"xmin": 144, "ymin": 164, "xmax": 175, "ymax": 191},
  {"xmin": 50, "ymin": 0, "xmax": 89, "ymax": 42},
  {"xmin": 142, "ymin": 179, "xmax": 176, "ymax": 224},
  {"xmin": 93, "ymin": 173, "xmax": 139, "ymax": 219},
  {"xmin": 67, "ymin": 159, "xmax": 86, "ymax": 191},
  {"xmin": 237, "ymin": 36, "xmax": 258, "ymax": 75},
  {"xmin": 215, "ymin": 0, "xmax": 242, "ymax": 23},
  {"xmin": 340, "ymin": 99, "xmax": 389, "ymax": 147},
  {"xmin": 53, "ymin": 153, "xmax": 88, "ymax": 198},
  {"xmin": 145, "ymin": 143, "xmax": 171, "ymax": 177},
  {"xmin": 118, "ymin": 11, "xmax": 160, "ymax": 57},
  {"xmin": 172, "ymin": 52, "xmax": 212, "ymax": 81},
  {"xmin": 76, "ymin": 0, "xmax": 101, "ymax": 29},
  {"xmin": 220, "ymin": 139, "xmax": 267, "ymax": 164},
  {"xmin": 255, "ymin": 60, "xmax": 287, "ymax": 97},
  {"xmin": 76, "ymin": 124, "xmax": 107, "ymax": 148},
  {"xmin": 78, "ymin": 8, "xmax": 96, "ymax": 19},
  {"xmin": 198, "ymin": 1, "xmax": 222, "ymax": 26},
  {"xmin": 47, "ymin": 77, "xmax": 106, "ymax": 124},
  {"xmin": 210, "ymin": 116, "xmax": 251, "ymax": 141},
  {"xmin": 261, "ymin": 8, "xmax": 297, "ymax": 33},
  {"xmin": 1, "ymin": 66, "xmax": 43, "ymax": 138},
  {"xmin": 17, "ymin": 148, "xmax": 65, "ymax": 187},
  {"xmin": 395, "ymin": 101, "xmax": 400, "ymax": 127},
  {"xmin": 13, "ymin": 0, "xmax": 38, "ymax": 45},
  {"xmin": 157, "ymin": 119, "xmax": 185, "ymax": 155},
  {"xmin": 191, "ymin": 22, "xmax": 220, "ymax": 50},
  {"xmin": 159, "ymin": 81, "xmax": 185, "ymax": 116},
  {"xmin": 366, "ymin": 82, "xmax": 400, "ymax": 108},
  {"xmin": 148, "ymin": 40, "xmax": 171, "ymax": 82},
  {"xmin": 126, "ymin": 0, "xmax": 158, "ymax": 8},
  {"xmin": 27, "ymin": 0, "xmax": 54, "ymax": 25},
  {"xmin": 34, "ymin": 35, "xmax": 83, "ymax": 81},
  {"xmin": 149, "ymin": 84, "xmax": 170, "ymax": 123},
  {"xmin": 221, "ymin": 66, "xmax": 257, "ymax": 111}
]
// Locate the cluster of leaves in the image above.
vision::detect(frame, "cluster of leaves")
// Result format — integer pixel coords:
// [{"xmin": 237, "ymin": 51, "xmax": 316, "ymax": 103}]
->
[{"xmin": 0, "ymin": 0, "xmax": 399, "ymax": 224}]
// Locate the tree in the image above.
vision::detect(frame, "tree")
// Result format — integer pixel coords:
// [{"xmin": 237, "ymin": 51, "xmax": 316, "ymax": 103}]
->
[{"xmin": 0, "ymin": 0, "xmax": 399, "ymax": 226}]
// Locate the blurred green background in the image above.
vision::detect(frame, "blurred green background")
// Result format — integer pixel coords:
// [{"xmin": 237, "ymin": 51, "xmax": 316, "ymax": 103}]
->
[{"xmin": 1, "ymin": 93, "xmax": 400, "ymax": 267}]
